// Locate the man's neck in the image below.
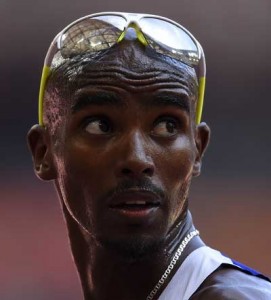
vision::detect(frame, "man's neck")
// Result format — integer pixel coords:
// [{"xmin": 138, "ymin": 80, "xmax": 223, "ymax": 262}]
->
[{"xmin": 64, "ymin": 209, "xmax": 204, "ymax": 300}]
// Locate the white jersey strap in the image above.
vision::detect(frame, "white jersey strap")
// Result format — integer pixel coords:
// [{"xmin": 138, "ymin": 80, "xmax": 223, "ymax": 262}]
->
[{"xmin": 158, "ymin": 246, "xmax": 232, "ymax": 300}]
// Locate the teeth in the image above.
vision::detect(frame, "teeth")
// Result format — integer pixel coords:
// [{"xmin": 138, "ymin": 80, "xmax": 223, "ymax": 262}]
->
[{"xmin": 125, "ymin": 200, "xmax": 147, "ymax": 205}]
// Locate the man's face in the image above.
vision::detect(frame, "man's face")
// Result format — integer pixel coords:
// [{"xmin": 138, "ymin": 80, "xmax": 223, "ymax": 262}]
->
[{"xmin": 32, "ymin": 42, "xmax": 209, "ymax": 257}]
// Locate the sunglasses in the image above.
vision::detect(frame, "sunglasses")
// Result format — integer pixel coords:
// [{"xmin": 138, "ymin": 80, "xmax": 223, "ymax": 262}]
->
[{"xmin": 39, "ymin": 12, "xmax": 206, "ymax": 125}]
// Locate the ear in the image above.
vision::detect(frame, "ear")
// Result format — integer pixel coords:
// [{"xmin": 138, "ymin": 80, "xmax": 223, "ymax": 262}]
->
[
  {"xmin": 27, "ymin": 125, "xmax": 57, "ymax": 181},
  {"xmin": 193, "ymin": 122, "xmax": 211, "ymax": 177}
]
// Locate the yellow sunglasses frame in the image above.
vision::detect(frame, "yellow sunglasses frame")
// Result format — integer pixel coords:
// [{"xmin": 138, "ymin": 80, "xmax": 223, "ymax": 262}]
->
[{"xmin": 38, "ymin": 12, "xmax": 206, "ymax": 126}]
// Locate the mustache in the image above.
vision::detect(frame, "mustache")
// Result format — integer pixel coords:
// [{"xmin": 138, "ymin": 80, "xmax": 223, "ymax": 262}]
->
[{"xmin": 103, "ymin": 178, "xmax": 166, "ymax": 202}]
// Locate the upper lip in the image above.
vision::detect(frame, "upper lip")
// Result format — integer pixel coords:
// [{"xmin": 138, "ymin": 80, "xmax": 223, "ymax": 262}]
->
[{"xmin": 108, "ymin": 188, "xmax": 162, "ymax": 208}]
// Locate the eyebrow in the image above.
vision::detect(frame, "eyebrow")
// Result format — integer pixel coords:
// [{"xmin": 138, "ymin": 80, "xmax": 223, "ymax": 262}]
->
[
  {"xmin": 71, "ymin": 91, "xmax": 191, "ymax": 114},
  {"xmin": 147, "ymin": 93, "xmax": 191, "ymax": 113},
  {"xmin": 71, "ymin": 91, "xmax": 125, "ymax": 113}
]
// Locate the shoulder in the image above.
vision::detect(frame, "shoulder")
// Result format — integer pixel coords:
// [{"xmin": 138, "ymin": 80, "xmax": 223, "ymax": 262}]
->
[{"xmin": 190, "ymin": 265, "xmax": 271, "ymax": 300}]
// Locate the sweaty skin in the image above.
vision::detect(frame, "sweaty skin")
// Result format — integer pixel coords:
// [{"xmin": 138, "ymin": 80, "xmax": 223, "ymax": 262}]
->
[
  {"xmin": 28, "ymin": 40, "xmax": 209, "ymax": 299},
  {"xmin": 28, "ymin": 41, "xmax": 271, "ymax": 300},
  {"xmin": 28, "ymin": 39, "xmax": 271, "ymax": 299}
]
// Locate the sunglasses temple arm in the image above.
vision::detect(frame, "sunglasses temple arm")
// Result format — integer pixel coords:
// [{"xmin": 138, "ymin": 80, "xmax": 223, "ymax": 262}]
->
[
  {"xmin": 195, "ymin": 45, "xmax": 206, "ymax": 125},
  {"xmin": 38, "ymin": 66, "xmax": 51, "ymax": 125},
  {"xmin": 38, "ymin": 36, "xmax": 60, "ymax": 125}
]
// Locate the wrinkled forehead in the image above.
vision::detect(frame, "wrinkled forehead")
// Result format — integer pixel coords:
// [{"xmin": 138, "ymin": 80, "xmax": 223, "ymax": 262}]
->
[{"xmin": 48, "ymin": 40, "xmax": 198, "ymax": 98}]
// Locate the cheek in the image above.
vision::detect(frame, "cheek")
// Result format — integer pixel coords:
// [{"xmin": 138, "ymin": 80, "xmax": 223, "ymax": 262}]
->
[
  {"xmin": 56, "ymin": 161, "xmax": 95, "ymax": 231},
  {"xmin": 156, "ymin": 137, "xmax": 195, "ymax": 186},
  {"xmin": 155, "ymin": 138, "xmax": 195, "ymax": 224},
  {"xmin": 54, "ymin": 141, "xmax": 111, "ymax": 232},
  {"xmin": 56, "ymin": 131, "xmax": 131, "ymax": 229}
]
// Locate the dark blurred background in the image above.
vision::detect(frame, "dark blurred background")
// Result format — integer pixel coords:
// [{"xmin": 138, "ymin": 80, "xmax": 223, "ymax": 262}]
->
[{"xmin": 1, "ymin": 0, "xmax": 271, "ymax": 299}]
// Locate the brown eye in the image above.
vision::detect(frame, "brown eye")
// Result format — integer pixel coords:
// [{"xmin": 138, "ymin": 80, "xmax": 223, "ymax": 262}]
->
[
  {"xmin": 85, "ymin": 118, "xmax": 111, "ymax": 135},
  {"xmin": 152, "ymin": 118, "xmax": 178, "ymax": 137}
]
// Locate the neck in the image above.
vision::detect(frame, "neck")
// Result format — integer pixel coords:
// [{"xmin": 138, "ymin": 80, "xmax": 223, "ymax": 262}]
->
[{"xmin": 63, "ymin": 206, "xmax": 204, "ymax": 300}]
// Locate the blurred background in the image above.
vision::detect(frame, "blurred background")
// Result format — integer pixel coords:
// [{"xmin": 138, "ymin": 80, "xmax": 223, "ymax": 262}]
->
[{"xmin": 1, "ymin": 0, "xmax": 271, "ymax": 299}]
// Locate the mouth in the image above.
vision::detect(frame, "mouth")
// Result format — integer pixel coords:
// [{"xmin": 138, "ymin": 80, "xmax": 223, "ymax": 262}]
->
[{"xmin": 108, "ymin": 190, "xmax": 161, "ymax": 219}]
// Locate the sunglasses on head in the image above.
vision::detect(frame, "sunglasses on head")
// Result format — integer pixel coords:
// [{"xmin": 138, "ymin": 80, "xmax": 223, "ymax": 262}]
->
[{"xmin": 39, "ymin": 12, "xmax": 206, "ymax": 125}]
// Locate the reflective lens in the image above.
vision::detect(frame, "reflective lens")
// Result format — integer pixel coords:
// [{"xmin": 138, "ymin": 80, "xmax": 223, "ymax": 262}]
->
[
  {"xmin": 40, "ymin": 12, "xmax": 206, "ymax": 125},
  {"xmin": 140, "ymin": 17, "xmax": 199, "ymax": 65},
  {"xmin": 60, "ymin": 16, "xmax": 126, "ymax": 57},
  {"xmin": 58, "ymin": 14, "xmax": 200, "ymax": 66}
]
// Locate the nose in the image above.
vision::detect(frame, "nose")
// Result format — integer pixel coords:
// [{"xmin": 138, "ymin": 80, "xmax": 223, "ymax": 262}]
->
[{"xmin": 114, "ymin": 131, "xmax": 155, "ymax": 179}]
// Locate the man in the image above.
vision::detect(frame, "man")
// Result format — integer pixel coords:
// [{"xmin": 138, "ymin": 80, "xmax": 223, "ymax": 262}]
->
[{"xmin": 27, "ymin": 12, "xmax": 271, "ymax": 299}]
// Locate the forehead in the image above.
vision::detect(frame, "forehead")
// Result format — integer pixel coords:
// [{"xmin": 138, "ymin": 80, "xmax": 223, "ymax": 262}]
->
[
  {"xmin": 44, "ymin": 42, "xmax": 199, "ymax": 133},
  {"xmin": 47, "ymin": 41, "xmax": 198, "ymax": 113}
]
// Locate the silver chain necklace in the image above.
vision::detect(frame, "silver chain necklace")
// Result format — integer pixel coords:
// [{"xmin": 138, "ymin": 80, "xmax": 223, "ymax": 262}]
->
[{"xmin": 146, "ymin": 229, "xmax": 199, "ymax": 300}]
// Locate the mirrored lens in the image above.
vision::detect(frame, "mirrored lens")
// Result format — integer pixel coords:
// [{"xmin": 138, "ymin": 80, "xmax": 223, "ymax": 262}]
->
[
  {"xmin": 60, "ymin": 15, "xmax": 126, "ymax": 57},
  {"xmin": 140, "ymin": 17, "xmax": 199, "ymax": 65}
]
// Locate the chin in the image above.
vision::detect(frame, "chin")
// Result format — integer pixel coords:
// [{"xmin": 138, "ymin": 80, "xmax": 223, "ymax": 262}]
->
[{"xmin": 97, "ymin": 234, "xmax": 165, "ymax": 262}]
